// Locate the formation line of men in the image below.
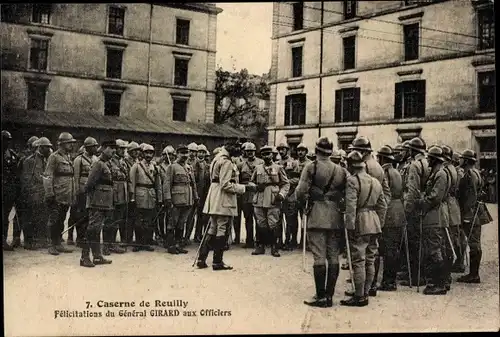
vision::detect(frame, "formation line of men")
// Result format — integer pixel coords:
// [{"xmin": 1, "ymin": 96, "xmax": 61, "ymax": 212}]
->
[{"xmin": 1, "ymin": 130, "xmax": 493, "ymax": 307}]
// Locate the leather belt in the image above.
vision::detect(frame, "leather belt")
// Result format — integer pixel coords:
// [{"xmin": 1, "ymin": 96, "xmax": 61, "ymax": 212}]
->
[
  {"xmin": 55, "ymin": 172, "xmax": 74, "ymax": 177},
  {"xmin": 358, "ymin": 207, "xmax": 375, "ymax": 212},
  {"xmin": 172, "ymin": 182, "xmax": 189, "ymax": 186},
  {"xmin": 99, "ymin": 180, "xmax": 113, "ymax": 186},
  {"xmin": 80, "ymin": 173, "xmax": 89, "ymax": 177},
  {"xmin": 137, "ymin": 183, "xmax": 154, "ymax": 188},
  {"xmin": 114, "ymin": 179, "xmax": 127, "ymax": 182}
]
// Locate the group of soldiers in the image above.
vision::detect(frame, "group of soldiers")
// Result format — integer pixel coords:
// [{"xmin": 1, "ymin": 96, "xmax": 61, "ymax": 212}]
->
[{"xmin": 2, "ymin": 129, "xmax": 493, "ymax": 307}]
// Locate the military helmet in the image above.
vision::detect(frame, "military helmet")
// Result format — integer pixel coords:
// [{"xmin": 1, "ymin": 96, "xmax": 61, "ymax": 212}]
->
[
  {"xmin": 272, "ymin": 146, "xmax": 279, "ymax": 154},
  {"xmin": 394, "ymin": 144, "xmax": 404, "ymax": 152},
  {"xmin": 426, "ymin": 146, "xmax": 445, "ymax": 161},
  {"xmin": 307, "ymin": 152, "xmax": 316, "ymax": 160},
  {"xmin": 260, "ymin": 145, "xmax": 273, "ymax": 154},
  {"xmin": 330, "ymin": 149, "xmax": 342, "ymax": 160},
  {"xmin": 116, "ymin": 139, "xmax": 129, "ymax": 148},
  {"xmin": 339, "ymin": 149, "xmax": 347, "ymax": 158},
  {"xmin": 407, "ymin": 137, "xmax": 426, "ymax": 153},
  {"xmin": 452, "ymin": 152, "xmax": 461, "ymax": 163},
  {"xmin": 128, "ymin": 141, "xmax": 141, "ymax": 152},
  {"xmin": 84, "ymin": 137, "xmax": 98, "ymax": 147},
  {"xmin": 276, "ymin": 142, "xmax": 289, "ymax": 150},
  {"xmin": 187, "ymin": 142, "xmax": 198, "ymax": 151},
  {"xmin": 402, "ymin": 140, "xmax": 411, "ymax": 149},
  {"xmin": 2, "ymin": 130, "xmax": 12, "ymax": 139},
  {"xmin": 351, "ymin": 136, "xmax": 372, "ymax": 152},
  {"xmin": 27, "ymin": 136, "xmax": 39, "ymax": 147},
  {"xmin": 57, "ymin": 132, "xmax": 76, "ymax": 144},
  {"xmin": 163, "ymin": 145, "xmax": 176, "ymax": 155},
  {"xmin": 37, "ymin": 137, "xmax": 52, "ymax": 147},
  {"xmin": 377, "ymin": 145, "xmax": 395, "ymax": 161},
  {"xmin": 101, "ymin": 140, "xmax": 117, "ymax": 148},
  {"xmin": 244, "ymin": 142, "xmax": 256, "ymax": 151},
  {"xmin": 139, "ymin": 143, "xmax": 147, "ymax": 151},
  {"xmin": 297, "ymin": 142, "xmax": 307, "ymax": 151},
  {"xmin": 143, "ymin": 144, "xmax": 155, "ymax": 152},
  {"xmin": 441, "ymin": 145, "xmax": 453, "ymax": 161},
  {"xmin": 177, "ymin": 144, "xmax": 188, "ymax": 152},
  {"xmin": 197, "ymin": 144, "xmax": 208, "ymax": 152},
  {"xmin": 460, "ymin": 149, "xmax": 477, "ymax": 162},
  {"xmin": 315, "ymin": 137, "xmax": 333, "ymax": 155},
  {"xmin": 347, "ymin": 150, "xmax": 366, "ymax": 168},
  {"xmin": 213, "ymin": 147, "xmax": 221, "ymax": 156},
  {"xmin": 241, "ymin": 142, "xmax": 250, "ymax": 150}
]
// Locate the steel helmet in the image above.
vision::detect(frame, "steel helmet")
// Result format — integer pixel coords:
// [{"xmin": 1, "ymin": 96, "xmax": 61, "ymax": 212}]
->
[
  {"xmin": 27, "ymin": 136, "xmax": 39, "ymax": 147},
  {"xmin": 128, "ymin": 141, "xmax": 141, "ymax": 152},
  {"xmin": 394, "ymin": 144, "xmax": 404, "ymax": 152},
  {"xmin": 402, "ymin": 140, "xmax": 411, "ymax": 149},
  {"xmin": 276, "ymin": 142, "xmax": 289, "ymax": 150},
  {"xmin": 272, "ymin": 146, "xmax": 278, "ymax": 154},
  {"xmin": 297, "ymin": 143, "xmax": 308, "ymax": 151},
  {"xmin": 315, "ymin": 137, "xmax": 333, "ymax": 155},
  {"xmin": 139, "ymin": 143, "xmax": 147, "ymax": 151},
  {"xmin": 451, "ymin": 152, "xmax": 461, "ymax": 163},
  {"xmin": 407, "ymin": 137, "xmax": 426, "ymax": 153},
  {"xmin": 197, "ymin": 144, "xmax": 208, "ymax": 152},
  {"xmin": 187, "ymin": 142, "xmax": 198, "ymax": 151},
  {"xmin": 427, "ymin": 146, "xmax": 445, "ymax": 161},
  {"xmin": 339, "ymin": 149, "xmax": 347, "ymax": 158},
  {"xmin": 260, "ymin": 145, "xmax": 273, "ymax": 154},
  {"xmin": 460, "ymin": 149, "xmax": 477, "ymax": 162},
  {"xmin": 120, "ymin": 140, "xmax": 129, "ymax": 148},
  {"xmin": 213, "ymin": 147, "xmax": 221, "ymax": 155},
  {"xmin": 2, "ymin": 130, "xmax": 12, "ymax": 139},
  {"xmin": 58, "ymin": 132, "xmax": 76, "ymax": 144},
  {"xmin": 37, "ymin": 137, "xmax": 52, "ymax": 147},
  {"xmin": 441, "ymin": 145, "xmax": 453, "ymax": 161},
  {"xmin": 143, "ymin": 144, "xmax": 154, "ymax": 152},
  {"xmin": 351, "ymin": 136, "xmax": 372, "ymax": 152},
  {"xmin": 84, "ymin": 137, "xmax": 98, "ymax": 147},
  {"xmin": 377, "ymin": 145, "xmax": 395, "ymax": 161},
  {"xmin": 330, "ymin": 149, "xmax": 342, "ymax": 160},
  {"xmin": 177, "ymin": 144, "xmax": 189, "ymax": 152},
  {"xmin": 244, "ymin": 142, "xmax": 256, "ymax": 151},
  {"xmin": 347, "ymin": 151, "xmax": 366, "ymax": 168},
  {"xmin": 163, "ymin": 145, "xmax": 176, "ymax": 155},
  {"xmin": 241, "ymin": 142, "xmax": 250, "ymax": 150}
]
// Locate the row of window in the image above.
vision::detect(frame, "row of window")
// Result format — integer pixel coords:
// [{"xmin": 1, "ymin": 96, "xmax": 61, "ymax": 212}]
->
[
  {"xmin": 284, "ymin": 71, "xmax": 496, "ymax": 126},
  {"xmin": 29, "ymin": 38, "xmax": 190, "ymax": 86},
  {"xmin": 22, "ymin": 4, "xmax": 192, "ymax": 45},
  {"xmin": 26, "ymin": 84, "xmax": 189, "ymax": 121}
]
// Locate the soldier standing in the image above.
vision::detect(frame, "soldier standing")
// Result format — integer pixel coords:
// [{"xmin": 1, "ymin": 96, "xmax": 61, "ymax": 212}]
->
[
  {"xmin": 230, "ymin": 142, "xmax": 246, "ymax": 246},
  {"xmin": 183, "ymin": 142, "xmax": 199, "ymax": 245},
  {"xmin": 157, "ymin": 145, "xmax": 174, "ymax": 246},
  {"xmin": 295, "ymin": 138, "xmax": 348, "ymax": 308},
  {"xmin": 237, "ymin": 142, "xmax": 264, "ymax": 248},
  {"xmin": 123, "ymin": 141, "xmax": 141, "ymax": 246},
  {"xmin": 81, "ymin": 140, "xmax": 116, "ymax": 267},
  {"xmin": 102, "ymin": 140, "xmax": 128, "ymax": 255},
  {"xmin": 193, "ymin": 144, "xmax": 211, "ymax": 243},
  {"xmin": 69, "ymin": 137, "xmax": 98, "ymax": 247},
  {"xmin": 401, "ymin": 137, "xmax": 429, "ymax": 287},
  {"xmin": 130, "ymin": 144, "xmax": 163, "ymax": 252},
  {"xmin": 341, "ymin": 151, "xmax": 387, "ymax": 307},
  {"xmin": 163, "ymin": 144, "xmax": 198, "ymax": 254},
  {"xmin": 43, "ymin": 132, "xmax": 77, "ymax": 255},
  {"xmin": 457, "ymin": 150, "xmax": 484, "ymax": 283},
  {"xmin": 295, "ymin": 143, "xmax": 312, "ymax": 250},
  {"xmin": 375, "ymin": 146, "xmax": 406, "ymax": 291},
  {"xmin": 196, "ymin": 141, "xmax": 253, "ymax": 270},
  {"xmin": 2, "ymin": 130, "xmax": 20, "ymax": 250},
  {"xmin": 415, "ymin": 146, "xmax": 450, "ymax": 295},
  {"xmin": 250, "ymin": 146, "xmax": 290, "ymax": 257}
]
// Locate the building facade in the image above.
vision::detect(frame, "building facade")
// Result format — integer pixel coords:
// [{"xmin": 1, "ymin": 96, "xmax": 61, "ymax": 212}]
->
[
  {"xmin": 268, "ymin": 0, "xmax": 496, "ymax": 170},
  {"xmin": 1, "ymin": 3, "xmax": 245, "ymax": 153}
]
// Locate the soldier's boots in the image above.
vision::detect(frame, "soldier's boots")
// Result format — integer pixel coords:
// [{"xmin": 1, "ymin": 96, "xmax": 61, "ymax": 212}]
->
[
  {"xmin": 423, "ymin": 284, "xmax": 447, "ymax": 295},
  {"xmin": 344, "ymin": 289, "xmax": 377, "ymax": 297},
  {"xmin": 24, "ymin": 242, "xmax": 37, "ymax": 251},
  {"xmin": 304, "ymin": 265, "xmax": 328, "ymax": 308},
  {"xmin": 196, "ymin": 261, "xmax": 208, "ymax": 269},
  {"xmin": 67, "ymin": 237, "xmax": 75, "ymax": 246},
  {"xmin": 325, "ymin": 264, "xmax": 340, "ymax": 308},
  {"xmin": 109, "ymin": 244, "xmax": 126, "ymax": 254},
  {"xmin": 175, "ymin": 245, "xmax": 188, "ymax": 254},
  {"xmin": 242, "ymin": 241, "xmax": 254, "ymax": 249},
  {"xmin": 80, "ymin": 244, "xmax": 95, "ymax": 268},
  {"xmin": 271, "ymin": 240, "xmax": 281, "ymax": 257},
  {"xmin": 251, "ymin": 245, "xmax": 266, "ymax": 255},
  {"xmin": 102, "ymin": 245, "xmax": 111, "ymax": 256},
  {"xmin": 11, "ymin": 237, "xmax": 21, "ymax": 248},
  {"xmin": 378, "ymin": 283, "xmax": 397, "ymax": 291},
  {"xmin": 340, "ymin": 295, "xmax": 369, "ymax": 307},
  {"xmin": 93, "ymin": 256, "xmax": 112, "ymax": 265},
  {"xmin": 368, "ymin": 287, "xmax": 377, "ymax": 297},
  {"xmin": 132, "ymin": 244, "xmax": 141, "ymax": 252},
  {"xmin": 451, "ymin": 263, "xmax": 466, "ymax": 273},
  {"xmin": 400, "ymin": 278, "xmax": 426, "ymax": 287},
  {"xmin": 48, "ymin": 246, "xmax": 60, "ymax": 255},
  {"xmin": 456, "ymin": 274, "xmax": 481, "ymax": 284},
  {"xmin": 212, "ymin": 236, "xmax": 233, "ymax": 271},
  {"xmin": 167, "ymin": 246, "xmax": 179, "ymax": 254},
  {"xmin": 196, "ymin": 235, "xmax": 213, "ymax": 267}
]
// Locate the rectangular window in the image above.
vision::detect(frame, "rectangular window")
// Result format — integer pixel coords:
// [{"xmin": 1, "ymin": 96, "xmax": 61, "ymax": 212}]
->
[
  {"xmin": 173, "ymin": 99, "xmax": 188, "ymax": 121},
  {"xmin": 29, "ymin": 39, "xmax": 49, "ymax": 71},
  {"xmin": 291, "ymin": 46, "xmax": 303, "ymax": 78},
  {"xmin": 174, "ymin": 58, "xmax": 189, "ymax": 86},
  {"xmin": 108, "ymin": 6, "xmax": 125, "ymax": 35},
  {"xmin": 343, "ymin": 36, "xmax": 356, "ymax": 70},
  {"xmin": 338, "ymin": 139, "xmax": 353, "ymax": 151},
  {"xmin": 104, "ymin": 92, "xmax": 122, "ymax": 116},
  {"xmin": 106, "ymin": 49, "xmax": 123, "ymax": 79},
  {"xmin": 335, "ymin": 88, "xmax": 360, "ymax": 123},
  {"xmin": 176, "ymin": 19, "xmax": 190, "ymax": 45},
  {"xmin": 343, "ymin": 0, "xmax": 357, "ymax": 20},
  {"xmin": 478, "ymin": 71, "xmax": 496, "ymax": 113},
  {"xmin": 404, "ymin": 23, "xmax": 419, "ymax": 61},
  {"xmin": 27, "ymin": 83, "xmax": 47, "ymax": 110},
  {"xmin": 284, "ymin": 93, "xmax": 306, "ymax": 126},
  {"xmin": 292, "ymin": 2, "xmax": 304, "ymax": 31},
  {"xmin": 478, "ymin": 8, "xmax": 495, "ymax": 50},
  {"xmin": 1, "ymin": 4, "xmax": 16, "ymax": 23},
  {"xmin": 32, "ymin": 4, "xmax": 51, "ymax": 24},
  {"xmin": 394, "ymin": 80, "xmax": 426, "ymax": 119}
]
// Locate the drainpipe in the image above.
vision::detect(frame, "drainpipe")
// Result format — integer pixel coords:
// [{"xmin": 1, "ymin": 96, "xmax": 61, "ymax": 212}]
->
[
  {"xmin": 146, "ymin": 4, "xmax": 153, "ymax": 116},
  {"xmin": 318, "ymin": 1, "xmax": 324, "ymax": 138}
]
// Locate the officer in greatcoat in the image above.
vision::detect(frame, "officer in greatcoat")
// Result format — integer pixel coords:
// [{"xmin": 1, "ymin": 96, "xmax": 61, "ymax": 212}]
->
[
  {"xmin": 81, "ymin": 140, "xmax": 116, "ymax": 267},
  {"xmin": 69, "ymin": 137, "xmax": 98, "ymax": 247},
  {"xmin": 197, "ymin": 141, "xmax": 253, "ymax": 270},
  {"xmin": 401, "ymin": 137, "xmax": 429, "ymax": 287},
  {"xmin": 237, "ymin": 142, "xmax": 264, "ymax": 248},
  {"xmin": 295, "ymin": 137, "xmax": 348, "ymax": 308},
  {"xmin": 157, "ymin": 145, "xmax": 174, "ymax": 246},
  {"xmin": 130, "ymin": 144, "xmax": 163, "ymax": 251},
  {"xmin": 414, "ymin": 146, "xmax": 450, "ymax": 295},
  {"xmin": 2, "ymin": 130, "xmax": 20, "ymax": 251},
  {"xmin": 193, "ymin": 144, "xmax": 211, "ymax": 243},
  {"xmin": 19, "ymin": 137, "xmax": 52, "ymax": 249},
  {"xmin": 123, "ymin": 141, "xmax": 141, "ymax": 246},
  {"xmin": 164, "ymin": 144, "xmax": 198, "ymax": 254},
  {"xmin": 250, "ymin": 145, "xmax": 290, "ymax": 257},
  {"xmin": 340, "ymin": 151, "xmax": 387, "ymax": 307},
  {"xmin": 183, "ymin": 142, "xmax": 199, "ymax": 245},
  {"xmin": 43, "ymin": 132, "xmax": 77, "ymax": 255},
  {"xmin": 375, "ymin": 146, "xmax": 406, "ymax": 291},
  {"xmin": 296, "ymin": 143, "xmax": 312, "ymax": 250}
]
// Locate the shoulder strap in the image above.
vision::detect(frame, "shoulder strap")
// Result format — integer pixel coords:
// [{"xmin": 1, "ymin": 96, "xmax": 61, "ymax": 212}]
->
[
  {"xmin": 138, "ymin": 161, "xmax": 156, "ymax": 184},
  {"xmin": 323, "ymin": 162, "xmax": 337, "ymax": 194},
  {"xmin": 360, "ymin": 178, "xmax": 374, "ymax": 209}
]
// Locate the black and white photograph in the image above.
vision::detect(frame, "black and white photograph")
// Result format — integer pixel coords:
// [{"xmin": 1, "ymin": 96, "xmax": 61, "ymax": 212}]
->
[{"xmin": 1, "ymin": 1, "xmax": 498, "ymax": 335}]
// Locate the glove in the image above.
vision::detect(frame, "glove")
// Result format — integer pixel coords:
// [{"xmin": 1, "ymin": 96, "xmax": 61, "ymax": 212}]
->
[
  {"xmin": 246, "ymin": 182, "xmax": 257, "ymax": 192},
  {"xmin": 275, "ymin": 193, "xmax": 285, "ymax": 203},
  {"xmin": 45, "ymin": 195, "xmax": 56, "ymax": 206},
  {"xmin": 257, "ymin": 184, "xmax": 266, "ymax": 192},
  {"xmin": 165, "ymin": 200, "xmax": 173, "ymax": 209}
]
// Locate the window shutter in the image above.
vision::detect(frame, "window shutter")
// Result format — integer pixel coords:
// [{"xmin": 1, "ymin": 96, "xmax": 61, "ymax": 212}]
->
[
  {"xmin": 417, "ymin": 80, "xmax": 426, "ymax": 118},
  {"xmin": 284, "ymin": 95, "xmax": 291, "ymax": 126},
  {"xmin": 353, "ymin": 87, "xmax": 361, "ymax": 122},
  {"xmin": 335, "ymin": 90, "xmax": 342, "ymax": 122},
  {"xmin": 394, "ymin": 82, "xmax": 403, "ymax": 119},
  {"xmin": 300, "ymin": 94, "xmax": 306, "ymax": 124}
]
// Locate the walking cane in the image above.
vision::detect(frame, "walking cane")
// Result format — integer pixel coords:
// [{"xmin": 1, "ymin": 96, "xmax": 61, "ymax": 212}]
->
[
  {"xmin": 302, "ymin": 201, "xmax": 308, "ymax": 273},
  {"xmin": 192, "ymin": 220, "xmax": 211, "ymax": 267},
  {"xmin": 61, "ymin": 215, "xmax": 89, "ymax": 235},
  {"xmin": 444, "ymin": 227, "xmax": 458, "ymax": 264},
  {"xmin": 465, "ymin": 203, "xmax": 481, "ymax": 268},
  {"xmin": 417, "ymin": 215, "xmax": 423, "ymax": 293},
  {"xmin": 402, "ymin": 211, "xmax": 412, "ymax": 288},
  {"xmin": 344, "ymin": 228, "xmax": 356, "ymax": 293}
]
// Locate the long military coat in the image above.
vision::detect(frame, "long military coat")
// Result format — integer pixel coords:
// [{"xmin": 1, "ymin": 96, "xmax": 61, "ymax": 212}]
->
[
  {"xmin": 43, "ymin": 149, "xmax": 76, "ymax": 205},
  {"xmin": 404, "ymin": 153, "xmax": 429, "ymax": 215},
  {"xmin": 74, "ymin": 152, "xmax": 95, "ymax": 195},
  {"xmin": 381, "ymin": 163, "xmax": 406, "ymax": 228},
  {"xmin": 238, "ymin": 157, "xmax": 264, "ymax": 204},
  {"xmin": 251, "ymin": 162, "xmax": 290, "ymax": 208},
  {"xmin": 164, "ymin": 160, "xmax": 198, "ymax": 207},
  {"xmin": 85, "ymin": 157, "xmax": 114, "ymax": 211},
  {"xmin": 419, "ymin": 163, "xmax": 450, "ymax": 228},
  {"xmin": 20, "ymin": 151, "xmax": 47, "ymax": 204},
  {"xmin": 130, "ymin": 159, "xmax": 163, "ymax": 209},
  {"xmin": 443, "ymin": 162, "xmax": 461, "ymax": 227}
]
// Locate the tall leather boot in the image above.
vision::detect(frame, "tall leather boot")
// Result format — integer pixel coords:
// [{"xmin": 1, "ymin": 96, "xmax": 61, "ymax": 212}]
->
[
  {"xmin": 369, "ymin": 255, "xmax": 380, "ymax": 296},
  {"xmin": 102, "ymin": 228, "xmax": 111, "ymax": 255},
  {"xmin": 197, "ymin": 234, "xmax": 214, "ymax": 269},
  {"xmin": 80, "ymin": 240, "xmax": 95, "ymax": 268},
  {"xmin": 252, "ymin": 227, "xmax": 266, "ymax": 255},
  {"xmin": 423, "ymin": 261, "xmax": 447, "ymax": 295},
  {"xmin": 133, "ymin": 227, "xmax": 142, "ymax": 252},
  {"xmin": 174, "ymin": 228, "xmax": 188, "ymax": 254},
  {"xmin": 109, "ymin": 227, "xmax": 126, "ymax": 254},
  {"xmin": 142, "ymin": 227, "xmax": 154, "ymax": 251},
  {"xmin": 457, "ymin": 250, "xmax": 481, "ymax": 283},
  {"xmin": 290, "ymin": 220, "xmax": 299, "ymax": 250},
  {"xmin": 304, "ymin": 265, "xmax": 328, "ymax": 307},
  {"xmin": 213, "ymin": 236, "xmax": 233, "ymax": 271},
  {"xmin": 233, "ymin": 213, "xmax": 241, "ymax": 245},
  {"xmin": 325, "ymin": 264, "xmax": 339, "ymax": 307},
  {"xmin": 91, "ymin": 232, "xmax": 112, "ymax": 265},
  {"xmin": 271, "ymin": 227, "xmax": 281, "ymax": 257}
]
